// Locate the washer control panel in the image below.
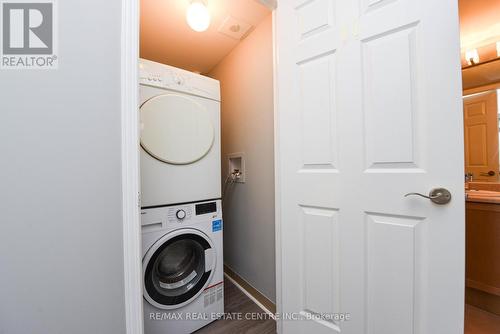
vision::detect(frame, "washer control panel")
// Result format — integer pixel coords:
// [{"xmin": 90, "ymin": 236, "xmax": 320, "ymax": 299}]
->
[
  {"xmin": 165, "ymin": 201, "xmax": 220, "ymax": 224},
  {"xmin": 167, "ymin": 205, "xmax": 193, "ymax": 223}
]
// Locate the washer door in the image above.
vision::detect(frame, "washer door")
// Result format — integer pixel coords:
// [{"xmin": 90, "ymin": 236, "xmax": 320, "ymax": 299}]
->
[
  {"xmin": 143, "ymin": 229, "xmax": 216, "ymax": 310},
  {"xmin": 140, "ymin": 94, "xmax": 215, "ymax": 165}
]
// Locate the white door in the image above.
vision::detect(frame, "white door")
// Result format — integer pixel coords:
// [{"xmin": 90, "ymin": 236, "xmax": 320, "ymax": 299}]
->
[{"xmin": 275, "ymin": 1, "xmax": 464, "ymax": 334}]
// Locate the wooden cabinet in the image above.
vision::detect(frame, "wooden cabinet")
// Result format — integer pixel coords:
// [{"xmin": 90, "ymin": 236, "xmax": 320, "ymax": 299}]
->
[{"xmin": 466, "ymin": 201, "xmax": 500, "ymax": 315}]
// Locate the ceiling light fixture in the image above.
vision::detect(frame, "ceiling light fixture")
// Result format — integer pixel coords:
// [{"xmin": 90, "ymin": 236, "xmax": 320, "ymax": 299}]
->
[
  {"xmin": 465, "ymin": 49, "xmax": 480, "ymax": 66},
  {"xmin": 186, "ymin": 0, "xmax": 211, "ymax": 32}
]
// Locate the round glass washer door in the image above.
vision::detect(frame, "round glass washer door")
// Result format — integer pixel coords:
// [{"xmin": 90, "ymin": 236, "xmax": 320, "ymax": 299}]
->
[
  {"xmin": 140, "ymin": 94, "xmax": 215, "ymax": 165},
  {"xmin": 143, "ymin": 229, "xmax": 215, "ymax": 310}
]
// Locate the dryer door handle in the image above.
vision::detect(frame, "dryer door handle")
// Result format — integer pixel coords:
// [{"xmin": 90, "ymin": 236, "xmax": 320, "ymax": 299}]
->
[{"xmin": 204, "ymin": 248, "xmax": 215, "ymax": 272}]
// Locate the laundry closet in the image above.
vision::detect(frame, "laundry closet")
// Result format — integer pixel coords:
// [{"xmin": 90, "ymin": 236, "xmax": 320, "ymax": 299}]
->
[{"xmin": 139, "ymin": 1, "xmax": 276, "ymax": 333}]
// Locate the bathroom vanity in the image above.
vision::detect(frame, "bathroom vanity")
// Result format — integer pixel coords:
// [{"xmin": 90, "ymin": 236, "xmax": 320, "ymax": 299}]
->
[{"xmin": 465, "ymin": 182, "xmax": 500, "ymax": 315}]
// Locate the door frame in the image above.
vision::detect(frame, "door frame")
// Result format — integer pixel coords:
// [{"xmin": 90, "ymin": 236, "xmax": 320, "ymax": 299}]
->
[
  {"xmin": 272, "ymin": 8, "xmax": 283, "ymax": 334},
  {"xmin": 120, "ymin": 1, "xmax": 280, "ymax": 334},
  {"xmin": 121, "ymin": 0, "xmax": 143, "ymax": 333}
]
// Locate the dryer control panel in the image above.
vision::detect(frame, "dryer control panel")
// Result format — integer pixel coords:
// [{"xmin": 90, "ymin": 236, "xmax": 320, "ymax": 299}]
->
[{"xmin": 139, "ymin": 58, "xmax": 220, "ymax": 101}]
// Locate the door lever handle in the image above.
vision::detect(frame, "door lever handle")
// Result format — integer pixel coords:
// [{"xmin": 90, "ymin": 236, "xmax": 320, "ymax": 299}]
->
[{"xmin": 404, "ymin": 188, "xmax": 452, "ymax": 205}]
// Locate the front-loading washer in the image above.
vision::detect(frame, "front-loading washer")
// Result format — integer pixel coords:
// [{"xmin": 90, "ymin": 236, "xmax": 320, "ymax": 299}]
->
[
  {"xmin": 141, "ymin": 199, "xmax": 224, "ymax": 334},
  {"xmin": 139, "ymin": 59, "xmax": 221, "ymax": 208}
]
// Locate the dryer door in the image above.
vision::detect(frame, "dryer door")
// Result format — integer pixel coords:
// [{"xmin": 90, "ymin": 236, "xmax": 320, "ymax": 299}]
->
[
  {"xmin": 140, "ymin": 93, "xmax": 215, "ymax": 165},
  {"xmin": 143, "ymin": 228, "xmax": 216, "ymax": 310}
]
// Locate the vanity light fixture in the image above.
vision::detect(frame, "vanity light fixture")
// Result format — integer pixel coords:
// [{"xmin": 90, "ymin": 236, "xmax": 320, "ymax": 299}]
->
[
  {"xmin": 465, "ymin": 49, "xmax": 480, "ymax": 66},
  {"xmin": 186, "ymin": 0, "xmax": 211, "ymax": 32}
]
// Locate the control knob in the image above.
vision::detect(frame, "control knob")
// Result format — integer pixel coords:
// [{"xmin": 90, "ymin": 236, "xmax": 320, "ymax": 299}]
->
[{"xmin": 176, "ymin": 209, "xmax": 186, "ymax": 220}]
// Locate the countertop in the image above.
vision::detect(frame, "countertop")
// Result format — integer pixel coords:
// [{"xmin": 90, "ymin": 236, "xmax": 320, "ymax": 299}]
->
[{"xmin": 466, "ymin": 190, "xmax": 500, "ymax": 205}]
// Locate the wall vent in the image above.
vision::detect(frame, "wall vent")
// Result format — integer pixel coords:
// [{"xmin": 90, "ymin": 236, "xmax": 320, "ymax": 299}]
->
[{"xmin": 218, "ymin": 16, "xmax": 253, "ymax": 40}]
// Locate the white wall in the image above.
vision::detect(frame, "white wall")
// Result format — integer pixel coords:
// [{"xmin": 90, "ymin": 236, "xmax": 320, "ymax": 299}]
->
[
  {"xmin": 209, "ymin": 14, "xmax": 276, "ymax": 302},
  {"xmin": 0, "ymin": 1, "xmax": 126, "ymax": 333}
]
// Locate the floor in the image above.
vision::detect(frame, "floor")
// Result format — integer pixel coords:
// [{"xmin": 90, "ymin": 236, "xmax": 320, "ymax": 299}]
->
[
  {"xmin": 195, "ymin": 278, "xmax": 276, "ymax": 334},
  {"xmin": 195, "ymin": 286, "xmax": 498, "ymax": 334},
  {"xmin": 465, "ymin": 304, "xmax": 500, "ymax": 334}
]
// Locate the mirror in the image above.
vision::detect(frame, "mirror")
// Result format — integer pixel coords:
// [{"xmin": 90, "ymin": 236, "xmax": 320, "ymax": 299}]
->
[{"xmin": 463, "ymin": 86, "xmax": 500, "ymax": 183}]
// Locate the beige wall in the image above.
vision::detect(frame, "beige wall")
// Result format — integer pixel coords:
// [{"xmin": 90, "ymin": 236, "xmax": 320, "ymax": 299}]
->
[{"xmin": 209, "ymin": 14, "xmax": 276, "ymax": 302}]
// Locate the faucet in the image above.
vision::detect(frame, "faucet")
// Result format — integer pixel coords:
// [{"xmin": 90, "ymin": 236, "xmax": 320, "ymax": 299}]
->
[{"xmin": 465, "ymin": 172, "xmax": 473, "ymax": 182}]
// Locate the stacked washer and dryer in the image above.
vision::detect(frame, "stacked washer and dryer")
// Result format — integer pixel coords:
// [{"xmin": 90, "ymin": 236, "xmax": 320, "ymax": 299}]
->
[{"xmin": 139, "ymin": 59, "xmax": 224, "ymax": 334}]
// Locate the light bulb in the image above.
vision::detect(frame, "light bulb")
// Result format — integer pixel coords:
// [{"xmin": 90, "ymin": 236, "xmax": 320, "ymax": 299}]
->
[
  {"xmin": 186, "ymin": 1, "xmax": 210, "ymax": 32},
  {"xmin": 465, "ymin": 49, "xmax": 479, "ymax": 65}
]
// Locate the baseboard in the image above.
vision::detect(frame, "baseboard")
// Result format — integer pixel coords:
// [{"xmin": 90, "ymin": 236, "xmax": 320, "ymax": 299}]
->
[{"xmin": 224, "ymin": 265, "xmax": 276, "ymax": 315}]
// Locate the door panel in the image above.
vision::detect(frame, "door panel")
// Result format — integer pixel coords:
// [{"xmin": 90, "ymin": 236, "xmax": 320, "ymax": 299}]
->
[
  {"xmin": 299, "ymin": 53, "xmax": 338, "ymax": 168},
  {"xmin": 276, "ymin": 0, "xmax": 464, "ymax": 333},
  {"xmin": 365, "ymin": 213, "xmax": 425, "ymax": 334},
  {"xmin": 301, "ymin": 206, "xmax": 340, "ymax": 319},
  {"xmin": 361, "ymin": 24, "xmax": 419, "ymax": 169}
]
